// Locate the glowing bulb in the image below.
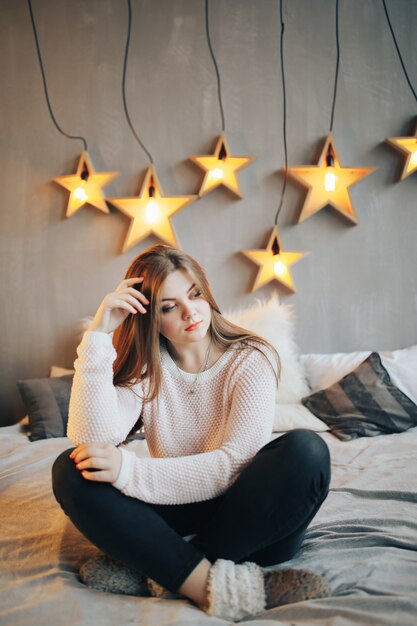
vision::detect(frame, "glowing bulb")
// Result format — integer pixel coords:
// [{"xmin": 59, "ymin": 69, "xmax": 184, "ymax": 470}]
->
[
  {"xmin": 212, "ymin": 166, "xmax": 224, "ymax": 180},
  {"xmin": 74, "ymin": 180, "xmax": 88, "ymax": 202},
  {"xmin": 411, "ymin": 149, "xmax": 417, "ymax": 165},
  {"xmin": 146, "ymin": 199, "xmax": 159, "ymax": 223},
  {"xmin": 325, "ymin": 170, "xmax": 336, "ymax": 191},
  {"xmin": 274, "ymin": 260, "xmax": 286, "ymax": 277}
]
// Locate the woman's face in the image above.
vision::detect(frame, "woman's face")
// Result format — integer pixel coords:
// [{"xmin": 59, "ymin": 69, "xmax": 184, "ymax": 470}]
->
[{"xmin": 158, "ymin": 270, "xmax": 211, "ymax": 346}]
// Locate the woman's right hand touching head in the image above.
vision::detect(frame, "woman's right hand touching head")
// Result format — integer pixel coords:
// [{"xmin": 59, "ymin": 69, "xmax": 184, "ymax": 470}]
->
[{"xmin": 87, "ymin": 277, "xmax": 149, "ymax": 334}]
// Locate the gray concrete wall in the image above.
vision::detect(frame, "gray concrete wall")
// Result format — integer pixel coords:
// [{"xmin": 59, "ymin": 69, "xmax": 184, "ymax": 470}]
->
[{"xmin": 1, "ymin": 0, "xmax": 416, "ymax": 425}]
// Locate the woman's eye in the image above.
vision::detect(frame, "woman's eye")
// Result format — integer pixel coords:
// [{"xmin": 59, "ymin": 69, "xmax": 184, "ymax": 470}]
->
[
  {"xmin": 161, "ymin": 305, "xmax": 176, "ymax": 314},
  {"xmin": 192, "ymin": 290, "xmax": 202, "ymax": 298}
]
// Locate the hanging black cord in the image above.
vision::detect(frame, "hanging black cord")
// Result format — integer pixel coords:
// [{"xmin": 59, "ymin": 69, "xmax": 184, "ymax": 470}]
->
[
  {"xmin": 329, "ymin": 0, "xmax": 340, "ymax": 133},
  {"xmin": 205, "ymin": 0, "xmax": 226, "ymax": 133},
  {"xmin": 27, "ymin": 0, "xmax": 87, "ymax": 150},
  {"xmin": 381, "ymin": 0, "xmax": 417, "ymax": 103},
  {"xmin": 123, "ymin": 0, "xmax": 154, "ymax": 163},
  {"xmin": 274, "ymin": 0, "xmax": 288, "ymax": 225}
]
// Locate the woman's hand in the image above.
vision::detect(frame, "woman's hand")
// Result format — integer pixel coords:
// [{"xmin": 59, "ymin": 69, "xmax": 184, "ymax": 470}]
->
[
  {"xmin": 70, "ymin": 442, "xmax": 123, "ymax": 483},
  {"xmin": 88, "ymin": 277, "xmax": 149, "ymax": 335}
]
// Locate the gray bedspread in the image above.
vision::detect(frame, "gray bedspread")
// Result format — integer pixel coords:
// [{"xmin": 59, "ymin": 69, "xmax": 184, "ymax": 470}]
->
[{"xmin": 1, "ymin": 422, "xmax": 416, "ymax": 625}]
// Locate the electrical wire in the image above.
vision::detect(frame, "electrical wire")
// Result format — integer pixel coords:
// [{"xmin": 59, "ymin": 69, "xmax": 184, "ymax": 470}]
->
[
  {"xmin": 274, "ymin": 0, "xmax": 288, "ymax": 226},
  {"xmin": 329, "ymin": 0, "xmax": 340, "ymax": 133},
  {"xmin": 27, "ymin": 0, "xmax": 87, "ymax": 150},
  {"xmin": 205, "ymin": 0, "xmax": 226, "ymax": 133},
  {"xmin": 381, "ymin": 0, "xmax": 417, "ymax": 103},
  {"xmin": 123, "ymin": 0, "xmax": 154, "ymax": 163}
]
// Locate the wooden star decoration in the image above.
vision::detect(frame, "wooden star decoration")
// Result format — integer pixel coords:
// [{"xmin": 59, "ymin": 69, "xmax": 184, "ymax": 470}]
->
[
  {"xmin": 241, "ymin": 227, "xmax": 308, "ymax": 293},
  {"xmin": 386, "ymin": 120, "xmax": 417, "ymax": 181},
  {"xmin": 107, "ymin": 165, "xmax": 197, "ymax": 252},
  {"xmin": 288, "ymin": 134, "xmax": 376, "ymax": 224},
  {"xmin": 53, "ymin": 151, "xmax": 118, "ymax": 217},
  {"xmin": 189, "ymin": 133, "xmax": 255, "ymax": 198}
]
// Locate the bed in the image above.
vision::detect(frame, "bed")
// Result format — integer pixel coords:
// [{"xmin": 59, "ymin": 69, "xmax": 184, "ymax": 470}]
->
[
  {"xmin": 2, "ymin": 298, "xmax": 417, "ymax": 624},
  {"xmin": 1, "ymin": 420, "xmax": 417, "ymax": 625}
]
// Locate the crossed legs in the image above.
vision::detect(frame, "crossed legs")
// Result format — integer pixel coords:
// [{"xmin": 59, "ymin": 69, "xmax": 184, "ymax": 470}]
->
[{"xmin": 52, "ymin": 429, "xmax": 330, "ymax": 607}]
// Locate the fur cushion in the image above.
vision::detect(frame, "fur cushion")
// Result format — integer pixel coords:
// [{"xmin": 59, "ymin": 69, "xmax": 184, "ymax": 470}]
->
[{"xmin": 225, "ymin": 294, "xmax": 310, "ymax": 404}]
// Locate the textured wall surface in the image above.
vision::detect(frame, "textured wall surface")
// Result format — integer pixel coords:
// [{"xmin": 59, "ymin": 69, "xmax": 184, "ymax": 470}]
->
[{"xmin": 1, "ymin": 0, "xmax": 416, "ymax": 425}]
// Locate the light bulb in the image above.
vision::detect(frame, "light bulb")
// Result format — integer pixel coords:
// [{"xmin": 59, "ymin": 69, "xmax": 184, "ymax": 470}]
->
[
  {"xmin": 411, "ymin": 149, "xmax": 417, "ymax": 165},
  {"xmin": 74, "ymin": 180, "xmax": 88, "ymax": 202},
  {"xmin": 274, "ymin": 260, "xmax": 286, "ymax": 277},
  {"xmin": 324, "ymin": 170, "xmax": 336, "ymax": 192},
  {"xmin": 146, "ymin": 199, "xmax": 159, "ymax": 223},
  {"xmin": 212, "ymin": 166, "xmax": 224, "ymax": 180}
]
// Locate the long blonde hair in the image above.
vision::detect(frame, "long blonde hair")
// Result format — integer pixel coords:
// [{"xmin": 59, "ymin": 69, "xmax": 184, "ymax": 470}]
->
[{"xmin": 113, "ymin": 245, "xmax": 280, "ymax": 422}]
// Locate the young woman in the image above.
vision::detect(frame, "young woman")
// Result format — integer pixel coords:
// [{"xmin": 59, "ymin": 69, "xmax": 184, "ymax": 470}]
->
[{"xmin": 52, "ymin": 244, "xmax": 331, "ymax": 621}]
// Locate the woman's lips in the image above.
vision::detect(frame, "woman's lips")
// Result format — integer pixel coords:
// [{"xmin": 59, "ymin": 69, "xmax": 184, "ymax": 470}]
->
[{"xmin": 185, "ymin": 321, "xmax": 203, "ymax": 332}]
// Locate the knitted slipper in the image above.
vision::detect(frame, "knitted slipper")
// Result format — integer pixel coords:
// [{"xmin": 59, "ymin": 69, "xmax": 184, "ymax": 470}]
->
[
  {"xmin": 79, "ymin": 554, "xmax": 151, "ymax": 596},
  {"xmin": 206, "ymin": 559, "xmax": 330, "ymax": 622},
  {"xmin": 264, "ymin": 566, "xmax": 330, "ymax": 609}
]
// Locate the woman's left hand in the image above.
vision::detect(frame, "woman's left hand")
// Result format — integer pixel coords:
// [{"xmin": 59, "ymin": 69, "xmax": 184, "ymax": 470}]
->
[{"xmin": 70, "ymin": 442, "xmax": 122, "ymax": 483}]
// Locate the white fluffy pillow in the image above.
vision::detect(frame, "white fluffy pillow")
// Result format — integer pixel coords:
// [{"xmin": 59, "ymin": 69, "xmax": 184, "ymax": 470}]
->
[
  {"xmin": 224, "ymin": 294, "xmax": 310, "ymax": 404},
  {"xmin": 225, "ymin": 296, "xmax": 325, "ymax": 432},
  {"xmin": 301, "ymin": 344, "xmax": 417, "ymax": 405}
]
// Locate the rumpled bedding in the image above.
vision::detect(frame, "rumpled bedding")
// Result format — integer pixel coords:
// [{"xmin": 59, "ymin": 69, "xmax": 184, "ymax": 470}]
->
[{"xmin": 1, "ymin": 422, "xmax": 417, "ymax": 625}]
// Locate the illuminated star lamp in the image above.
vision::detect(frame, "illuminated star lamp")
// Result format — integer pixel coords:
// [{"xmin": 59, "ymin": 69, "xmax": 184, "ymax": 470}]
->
[
  {"xmin": 386, "ymin": 120, "xmax": 417, "ymax": 181},
  {"xmin": 53, "ymin": 151, "xmax": 118, "ymax": 218},
  {"xmin": 241, "ymin": 227, "xmax": 308, "ymax": 293},
  {"xmin": 288, "ymin": 134, "xmax": 376, "ymax": 224},
  {"xmin": 189, "ymin": 133, "xmax": 255, "ymax": 198},
  {"xmin": 107, "ymin": 165, "xmax": 197, "ymax": 252}
]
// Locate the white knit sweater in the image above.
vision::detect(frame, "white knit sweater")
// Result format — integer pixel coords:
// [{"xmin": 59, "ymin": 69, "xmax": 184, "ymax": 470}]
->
[{"xmin": 67, "ymin": 331, "xmax": 278, "ymax": 505}]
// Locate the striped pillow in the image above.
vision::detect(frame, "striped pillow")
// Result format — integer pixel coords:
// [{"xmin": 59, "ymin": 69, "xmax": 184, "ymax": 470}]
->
[{"xmin": 301, "ymin": 352, "xmax": 417, "ymax": 441}]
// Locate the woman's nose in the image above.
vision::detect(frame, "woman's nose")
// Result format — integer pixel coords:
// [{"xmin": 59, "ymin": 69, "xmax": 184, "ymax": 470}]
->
[{"xmin": 182, "ymin": 302, "xmax": 194, "ymax": 319}]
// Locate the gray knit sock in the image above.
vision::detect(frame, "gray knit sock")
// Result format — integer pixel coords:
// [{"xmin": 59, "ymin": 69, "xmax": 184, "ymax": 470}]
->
[
  {"xmin": 263, "ymin": 566, "xmax": 331, "ymax": 609},
  {"xmin": 79, "ymin": 554, "xmax": 183, "ymax": 600},
  {"xmin": 79, "ymin": 554, "xmax": 150, "ymax": 596}
]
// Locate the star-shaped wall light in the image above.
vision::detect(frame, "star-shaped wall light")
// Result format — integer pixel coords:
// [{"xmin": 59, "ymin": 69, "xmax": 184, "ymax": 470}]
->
[
  {"xmin": 288, "ymin": 134, "xmax": 376, "ymax": 224},
  {"xmin": 241, "ymin": 227, "xmax": 308, "ymax": 293},
  {"xmin": 189, "ymin": 133, "xmax": 255, "ymax": 198},
  {"xmin": 53, "ymin": 151, "xmax": 118, "ymax": 218},
  {"xmin": 108, "ymin": 165, "xmax": 196, "ymax": 252},
  {"xmin": 386, "ymin": 120, "xmax": 417, "ymax": 181}
]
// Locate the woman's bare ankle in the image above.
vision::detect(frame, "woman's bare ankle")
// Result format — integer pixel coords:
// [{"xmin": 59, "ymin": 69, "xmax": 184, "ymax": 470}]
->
[{"xmin": 178, "ymin": 558, "xmax": 212, "ymax": 609}]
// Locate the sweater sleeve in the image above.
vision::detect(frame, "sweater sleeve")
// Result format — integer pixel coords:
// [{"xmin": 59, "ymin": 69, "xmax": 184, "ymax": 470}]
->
[
  {"xmin": 114, "ymin": 348, "xmax": 278, "ymax": 505},
  {"xmin": 67, "ymin": 331, "xmax": 143, "ymax": 446}
]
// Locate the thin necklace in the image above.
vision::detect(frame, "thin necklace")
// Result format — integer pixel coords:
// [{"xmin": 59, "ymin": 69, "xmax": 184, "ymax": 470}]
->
[{"xmin": 172, "ymin": 341, "xmax": 212, "ymax": 395}]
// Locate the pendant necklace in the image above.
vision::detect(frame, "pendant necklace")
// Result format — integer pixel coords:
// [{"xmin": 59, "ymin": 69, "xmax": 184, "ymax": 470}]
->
[{"xmin": 172, "ymin": 341, "xmax": 212, "ymax": 395}]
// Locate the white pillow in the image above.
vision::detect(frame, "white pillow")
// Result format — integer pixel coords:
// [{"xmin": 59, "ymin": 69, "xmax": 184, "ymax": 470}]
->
[
  {"xmin": 301, "ymin": 344, "xmax": 417, "ymax": 405},
  {"xmin": 301, "ymin": 352, "xmax": 369, "ymax": 392},
  {"xmin": 379, "ymin": 345, "xmax": 417, "ymax": 404},
  {"xmin": 274, "ymin": 404, "xmax": 328, "ymax": 432},
  {"xmin": 225, "ymin": 294, "xmax": 310, "ymax": 404}
]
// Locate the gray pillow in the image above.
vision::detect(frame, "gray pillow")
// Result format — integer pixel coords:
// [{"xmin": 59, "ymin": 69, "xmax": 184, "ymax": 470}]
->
[
  {"xmin": 301, "ymin": 352, "xmax": 417, "ymax": 441},
  {"xmin": 17, "ymin": 375, "xmax": 73, "ymax": 441}
]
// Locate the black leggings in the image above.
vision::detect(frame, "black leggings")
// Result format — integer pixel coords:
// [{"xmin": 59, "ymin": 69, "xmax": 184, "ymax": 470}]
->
[{"xmin": 52, "ymin": 429, "xmax": 330, "ymax": 593}]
